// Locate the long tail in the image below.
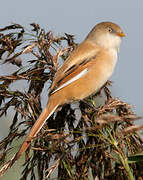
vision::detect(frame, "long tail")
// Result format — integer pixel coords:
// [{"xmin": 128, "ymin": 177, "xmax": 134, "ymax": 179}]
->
[{"xmin": 0, "ymin": 96, "xmax": 60, "ymax": 177}]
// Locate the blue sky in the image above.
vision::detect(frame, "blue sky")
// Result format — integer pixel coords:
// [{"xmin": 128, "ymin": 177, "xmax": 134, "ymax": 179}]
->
[{"xmin": 1, "ymin": 0, "xmax": 143, "ymax": 118}]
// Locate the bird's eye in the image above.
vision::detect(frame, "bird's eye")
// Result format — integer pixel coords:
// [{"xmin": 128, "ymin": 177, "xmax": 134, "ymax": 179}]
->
[{"xmin": 108, "ymin": 27, "xmax": 112, "ymax": 33}]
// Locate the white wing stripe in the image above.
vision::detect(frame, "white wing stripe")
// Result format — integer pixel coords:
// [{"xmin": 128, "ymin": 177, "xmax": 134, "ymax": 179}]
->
[{"xmin": 51, "ymin": 68, "xmax": 88, "ymax": 94}]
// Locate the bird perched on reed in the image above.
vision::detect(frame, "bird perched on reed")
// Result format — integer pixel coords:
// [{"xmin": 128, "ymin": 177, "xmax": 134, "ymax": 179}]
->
[{"xmin": 0, "ymin": 21, "xmax": 125, "ymax": 177}]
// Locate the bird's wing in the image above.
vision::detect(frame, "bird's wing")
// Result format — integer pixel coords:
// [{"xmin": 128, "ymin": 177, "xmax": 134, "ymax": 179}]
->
[{"xmin": 50, "ymin": 40, "xmax": 99, "ymax": 94}]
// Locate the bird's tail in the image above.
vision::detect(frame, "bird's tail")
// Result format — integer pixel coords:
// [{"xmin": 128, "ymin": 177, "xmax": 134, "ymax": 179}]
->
[{"xmin": 0, "ymin": 95, "xmax": 60, "ymax": 177}]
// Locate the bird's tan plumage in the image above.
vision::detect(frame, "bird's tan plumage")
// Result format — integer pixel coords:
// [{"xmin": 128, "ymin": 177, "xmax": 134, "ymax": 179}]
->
[{"xmin": 0, "ymin": 21, "xmax": 125, "ymax": 177}]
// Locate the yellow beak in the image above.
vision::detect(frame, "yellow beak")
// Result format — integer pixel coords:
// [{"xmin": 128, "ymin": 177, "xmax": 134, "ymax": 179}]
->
[{"xmin": 117, "ymin": 32, "xmax": 126, "ymax": 37}]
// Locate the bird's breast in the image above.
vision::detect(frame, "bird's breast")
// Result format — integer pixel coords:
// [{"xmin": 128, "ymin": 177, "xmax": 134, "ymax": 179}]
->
[
  {"xmin": 99, "ymin": 48, "xmax": 118, "ymax": 81},
  {"xmin": 107, "ymin": 48, "xmax": 118, "ymax": 64}
]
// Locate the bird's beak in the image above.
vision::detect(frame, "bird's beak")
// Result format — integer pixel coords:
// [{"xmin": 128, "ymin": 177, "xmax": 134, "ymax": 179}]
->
[{"xmin": 117, "ymin": 32, "xmax": 126, "ymax": 37}]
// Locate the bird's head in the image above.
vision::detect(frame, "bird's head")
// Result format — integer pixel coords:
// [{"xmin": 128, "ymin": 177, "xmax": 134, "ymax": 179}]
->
[{"xmin": 86, "ymin": 21, "xmax": 125, "ymax": 51}]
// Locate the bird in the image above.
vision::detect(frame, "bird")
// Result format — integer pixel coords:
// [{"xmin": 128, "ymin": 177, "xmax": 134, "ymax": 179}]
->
[{"xmin": 0, "ymin": 21, "xmax": 125, "ymax": 176}]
